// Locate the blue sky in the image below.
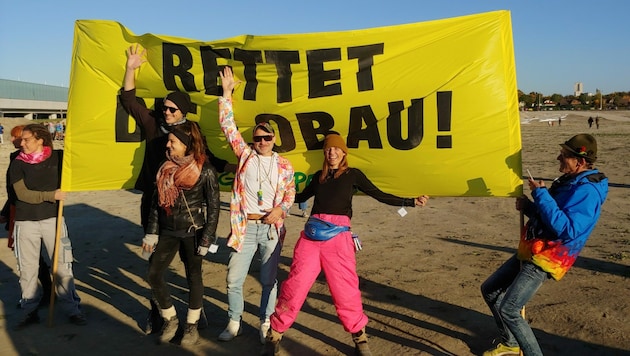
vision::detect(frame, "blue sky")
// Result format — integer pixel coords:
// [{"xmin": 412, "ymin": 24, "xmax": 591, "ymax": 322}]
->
[{"xmin": 1, "ymin": 0, "xmax": 628, "ymax": 96}]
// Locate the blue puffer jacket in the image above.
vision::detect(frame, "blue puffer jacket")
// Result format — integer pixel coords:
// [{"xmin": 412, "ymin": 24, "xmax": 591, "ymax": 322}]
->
[{"xmin": 518, "ymin": 169, "xmax": 608, "ymax": 280}]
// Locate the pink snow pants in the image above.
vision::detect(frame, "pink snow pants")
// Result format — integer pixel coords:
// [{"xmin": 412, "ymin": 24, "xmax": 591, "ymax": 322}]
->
[{"xmin": 270, "ymin": 213, "xmax": 368, "ymax": 334}]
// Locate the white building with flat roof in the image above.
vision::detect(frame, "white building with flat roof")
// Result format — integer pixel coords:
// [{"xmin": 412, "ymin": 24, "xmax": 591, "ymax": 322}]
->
[{"xmin": 0, "ymin": 79, "xmax": 67, "ymax": 119}]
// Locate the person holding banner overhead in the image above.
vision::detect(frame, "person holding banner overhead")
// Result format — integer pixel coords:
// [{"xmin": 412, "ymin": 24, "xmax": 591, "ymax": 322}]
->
[
  {"xmin": 218, "ymin": 67, "xmax": 296, "ymax": 344},
  {"xmin": 1, "ymin": 125, "xmax": 53, "ymax": 308},
  {"xmin": 9, "ymin": 124, "xmax": 86, "ymax": 329},
  {"xmin": 142, "ymin": 121, "xmax": 220, "ymax": 345},
  {"xmin": 481, "ymin": 134, "xmax": 608, "ymax": 356},
  {"xmin": 122, "ymin": 44, "xmax": 233, "ymax": 334},
  {"xmin": 263, "ymin": 132, "xmax": 429, "ymax": 356}
]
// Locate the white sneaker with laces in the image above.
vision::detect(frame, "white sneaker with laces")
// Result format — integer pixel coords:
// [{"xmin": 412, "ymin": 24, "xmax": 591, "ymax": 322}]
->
[
  {"xmin": 260, "ymin": 318, "xmax": 271, "ymax": 344},
  {"xmin": 218, "ymin": 319, "xmax": 241, "ymax": 341}
]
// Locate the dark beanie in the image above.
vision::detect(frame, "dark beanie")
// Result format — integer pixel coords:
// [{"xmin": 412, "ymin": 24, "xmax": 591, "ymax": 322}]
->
[{"xmin": 165, "ymin": 91, "xmax": 192, "ymax": 115}]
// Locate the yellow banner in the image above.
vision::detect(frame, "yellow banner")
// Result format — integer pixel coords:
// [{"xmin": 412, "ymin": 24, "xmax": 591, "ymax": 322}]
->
[{"xmin": 64, "ymin": 10, "xmax": 522, "ymax": 197}]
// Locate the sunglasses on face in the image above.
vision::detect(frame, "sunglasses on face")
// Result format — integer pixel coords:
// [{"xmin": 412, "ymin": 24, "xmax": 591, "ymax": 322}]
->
[
  {"xmin": 253, "ymin": 135, "xmax": 274, "ymax": 142},
  {"xmin": 163, "ymin": 106, "xmax": 179, "ymax": 113}
]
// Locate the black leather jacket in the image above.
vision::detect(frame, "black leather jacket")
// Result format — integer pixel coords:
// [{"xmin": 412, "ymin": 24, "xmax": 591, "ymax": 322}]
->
[{"xmin": 146, "ymin": 160, "xmax": 220, "ymax": 248}]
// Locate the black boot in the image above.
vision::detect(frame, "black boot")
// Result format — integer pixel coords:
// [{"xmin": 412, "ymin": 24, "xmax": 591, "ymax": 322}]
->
[
  {"xmin": 14, "ymin": 310, "xmax": 40, "ymax": 330},
  {"xmin": 145, "ymin": 298, "xmax": 164, "ymax": 334},
  {"xmin": 198, "ymin": 307, "xmax": 208, "ymax": 329}
]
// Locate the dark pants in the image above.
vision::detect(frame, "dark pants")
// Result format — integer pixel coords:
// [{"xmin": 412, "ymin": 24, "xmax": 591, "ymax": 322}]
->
[{"xmin": 147, "ymin": 233, "xmax": 203, "ymax": 310}]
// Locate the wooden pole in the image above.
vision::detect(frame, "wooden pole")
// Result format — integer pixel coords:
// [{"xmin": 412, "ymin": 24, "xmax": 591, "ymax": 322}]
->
[{"xmin": 47, "ymin": 201, "xmax": 64, "ymax": 327}]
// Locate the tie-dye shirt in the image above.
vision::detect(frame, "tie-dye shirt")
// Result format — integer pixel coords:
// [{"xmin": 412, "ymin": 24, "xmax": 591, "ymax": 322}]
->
[
  {"xmin": 218, "ymin": 97, "xmax": 295, "ymax": 252},
  {"xmin": 517, "ymin": 170, "xmax": 608, "ymax": 280}
]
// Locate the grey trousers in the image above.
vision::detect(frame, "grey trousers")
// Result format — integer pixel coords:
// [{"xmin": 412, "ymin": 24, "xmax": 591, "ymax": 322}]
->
[{"xmin": 14, "ymin": 217, "xmax": 81, "ymax": 317}]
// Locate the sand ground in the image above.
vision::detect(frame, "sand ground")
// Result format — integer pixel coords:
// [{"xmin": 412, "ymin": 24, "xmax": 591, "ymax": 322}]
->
[{"xmin": 0, "ymin": 111, "xmax": 628, "ymax": 355}]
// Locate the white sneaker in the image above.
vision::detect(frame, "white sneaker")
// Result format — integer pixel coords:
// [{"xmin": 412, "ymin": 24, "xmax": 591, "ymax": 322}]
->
[
  {"xmin": 218, "ymin": 319, "xmax": 241, "ymax": 341},
  {"xmin": 260, "ymin": 318, "xmax": 271, "ymax": 344}
]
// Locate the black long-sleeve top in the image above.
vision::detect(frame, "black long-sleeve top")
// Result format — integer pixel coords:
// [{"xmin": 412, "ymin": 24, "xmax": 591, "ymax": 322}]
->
[
  {"xmin": 295, "ymin": 168, "xmax": 415, "ymax": 218},
  {"xmin": 120, "ymin": 88, "xmax": 228, "ymax": 192}
]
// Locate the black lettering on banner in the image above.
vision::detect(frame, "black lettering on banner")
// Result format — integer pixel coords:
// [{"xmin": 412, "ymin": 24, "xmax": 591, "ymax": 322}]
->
[
  {"xmin": 347, "ymin": 106, "xmax": 383, "ymax": 148},
  {"xmin": 115, "ymin": 95, "xmax": 143, "ymax": 142},
  {"xmin": 347, "ymin": 43, "xmax": 383, "ymax": 92},
  {"xmin": 307, "ymin": 48, "xmax": 342, "ymax": 98},
  {"xmin": 255, "ymin": 114, "xmax": 295, "ymax": 153},
  {"xmin": 233, "ymin": 49, "xmax": 263, "ymax": 101},
  {"xmin": 200, "ymin": 46, "xmax": 232, "ymax": 96},
  {"xmin": 436, "ymin": 91, "xmax": 452, "ymax": 149},
  {"xmin": 386, "ymin": 99, "xmax": 424, "ymax": 150},
  {"xmin": 296, "ymin": 112, "xmax": 336, "ymax": 150},
  {"xmin": 162, "ymin": 43, "xmax": 198, "ymax": 92},
  {"xmin": 265, "ymin": 50, "xmax": 301, "ymax": 103}
]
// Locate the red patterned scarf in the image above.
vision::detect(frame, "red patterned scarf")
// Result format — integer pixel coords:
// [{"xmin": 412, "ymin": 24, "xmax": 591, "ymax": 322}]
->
[
  {"xmin": 156, "ymin": 152, "xmax": 202, "ymax": 214},
  {"xmin": 16, "ymin": 146, "xmax": 52, "ymax": 164}
]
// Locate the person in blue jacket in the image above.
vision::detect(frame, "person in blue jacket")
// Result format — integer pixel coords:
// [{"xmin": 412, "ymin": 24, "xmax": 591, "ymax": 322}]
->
[{"xmin": 481, "ymin": 133, "xmax": 608, "ymax": 356}]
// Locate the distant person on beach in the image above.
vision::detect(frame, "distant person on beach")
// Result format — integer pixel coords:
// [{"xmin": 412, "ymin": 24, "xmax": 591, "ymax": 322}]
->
[
  {"xmin": 588, "ymin": 116, "xmax": 594, "ymax": 128},
  {"xmin": 0, "ymin": 124, "xmax": 4, "ymax": 144},
  {"xmin": 217, "ymin": 67, "xmax": 296, "ymax": 344},
  {"xmin": 262, "ymin": 132, "xmax": 429, "ymax": 356},
  {"xmin": 557, "ymin": 117, "xmax": 561, "ymax": 126},
  {"xmin": 9, "ymin": 124, "xmax": 86, "ymax": 329},
  {"xmin": 122, "ymin": 44, "xmax": 234, "ymax": 334},
  {"xmin": 142, "ymin": 121, "xmax": 220, "ymax": 345},
  {"xmin": 47, "ymin": 122, "xmax": 55, "ymax": 138},
  {"xmin": 595, "ymin": 116, "xmax": 600, "ymax": 129},
  {"xmin": 480, "ymin": 134, "xmax": 608, "ymax": 356},
  {"xmin": 1, "ymin": 125, "xmax": 52, "ymax": 308}
]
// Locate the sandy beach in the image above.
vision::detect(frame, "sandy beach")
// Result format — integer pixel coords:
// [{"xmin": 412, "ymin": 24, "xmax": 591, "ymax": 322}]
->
[{"xmin": 0, "ymin": 110, "xmax": 628, "ymax": 355}]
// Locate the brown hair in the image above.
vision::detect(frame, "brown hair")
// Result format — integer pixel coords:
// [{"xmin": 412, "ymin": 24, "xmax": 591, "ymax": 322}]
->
[{"xmin": 24, "ymin": 124, "xmax": 53, "ymax": 148}]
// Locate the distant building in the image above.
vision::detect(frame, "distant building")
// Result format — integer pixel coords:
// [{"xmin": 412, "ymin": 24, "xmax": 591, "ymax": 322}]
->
[
  {"xmin": 574, "ymin": 82, "xmax": 583, "ymax": 97},
  {"xmin": 0, "ymin": 79, "xmax": 68, "ymax": 119}
]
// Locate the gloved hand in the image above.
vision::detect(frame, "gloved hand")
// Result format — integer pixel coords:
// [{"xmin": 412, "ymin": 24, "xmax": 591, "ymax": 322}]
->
[
  {"xmin": 142, "ymin": 234, "xmax": 159, "ymax": 260},
  {"xmin": 196, "ymin": 246, "xmax": 209, "ymax": 256}
]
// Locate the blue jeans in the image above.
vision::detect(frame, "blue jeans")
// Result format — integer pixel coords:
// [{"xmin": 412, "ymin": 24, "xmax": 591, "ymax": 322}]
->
[
  {"xmin": 481, "ymin": 255, "xmax": 548, "ymax": 356},
  {"xmin": 298, "ymin": 201, "xmax": 308, "ymax": 211},
  {"xmin": 226, "ymin": 223, "xmax": 281, "ymax": 322}
]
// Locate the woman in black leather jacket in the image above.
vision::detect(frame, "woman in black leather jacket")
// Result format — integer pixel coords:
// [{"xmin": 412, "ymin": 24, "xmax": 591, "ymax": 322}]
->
[{"xmin": 142, "ymin": 121, "xmax": 220, "ymax": 345}]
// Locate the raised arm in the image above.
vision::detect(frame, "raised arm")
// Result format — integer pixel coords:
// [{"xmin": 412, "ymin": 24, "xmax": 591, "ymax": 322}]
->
[
  {"xmin": 218, "ymin": 67, "xmax": 249, "ymax": 158},
  {"xmin": 124, "ymin": 44, "xmax": 147, "ymax": 91},
  {"xmin": 219, "ymin": 66, "xmax": 239, "ymax": 100}
]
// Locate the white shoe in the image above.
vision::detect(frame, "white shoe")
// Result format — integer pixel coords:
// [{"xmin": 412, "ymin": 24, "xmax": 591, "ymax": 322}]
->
[
  {"xmin": 218, "ymin": 319, "xmax": 241, "ymax": 341},
  {"xmin": 260, "ymin": 318, "xmax": 271, "ymax": 344}
]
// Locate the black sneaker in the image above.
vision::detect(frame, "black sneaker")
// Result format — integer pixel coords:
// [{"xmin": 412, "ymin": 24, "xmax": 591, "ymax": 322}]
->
[
  {"xmin": 14, "ymin": 311, "xmax": 40, "ymax": 330},
  {"xmin": 180, "ymin": 323, "xmax": 199, "ymax": 346},
  {"xmin": 159, "ymin": 316, "xmax": 179, "ymax": 344},
  {"xmin": 69, "ymin": 313, "xmax": 87, "ymax": 326}
]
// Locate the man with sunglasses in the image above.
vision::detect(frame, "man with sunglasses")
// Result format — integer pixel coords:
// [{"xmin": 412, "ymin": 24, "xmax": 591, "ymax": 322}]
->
[
  {"xmin": 121, "ymin": 44, "xmax": 233, "ymax": 335},
  {"xmin": 481, "ymin": 133, "xmax": 608, "ymax": 356},
  {"xmin": 217, "ymin": 67, "xmax": 295, "ymax": 344}
]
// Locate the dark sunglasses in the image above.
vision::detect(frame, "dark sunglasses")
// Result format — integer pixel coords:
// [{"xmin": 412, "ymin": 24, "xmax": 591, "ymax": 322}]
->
[
  {"xmin": 253, "ymin": 135, "xmax": 274, "ymax": 142},
  {"xmin": 162, "ymin": 106, "xmax": 179, "ymax": 113}
]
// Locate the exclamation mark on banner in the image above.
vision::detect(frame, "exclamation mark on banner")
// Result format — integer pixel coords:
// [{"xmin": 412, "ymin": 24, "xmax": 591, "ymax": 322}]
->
[{"xmin": 437, "ymin": 91, "xmax": 452, "ymax": 149}]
